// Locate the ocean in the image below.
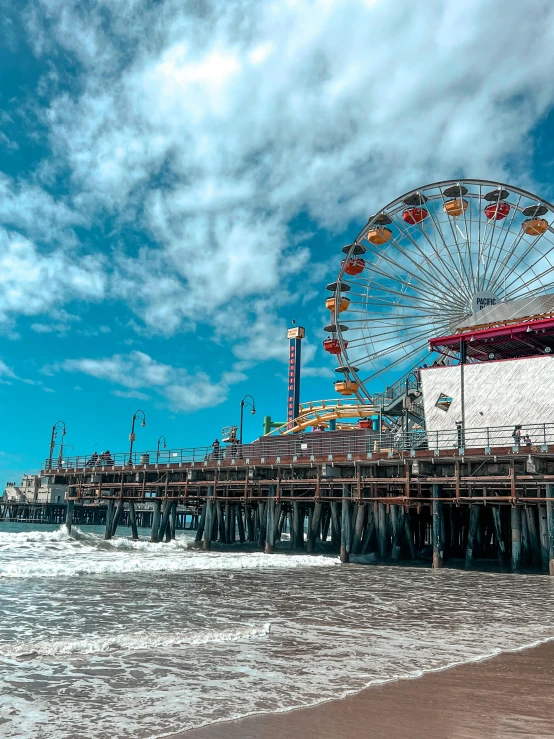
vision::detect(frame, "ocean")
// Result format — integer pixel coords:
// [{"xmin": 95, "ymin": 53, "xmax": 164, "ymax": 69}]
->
[{"xmin": 1, "ymin": 522, "xmax": 554, "ymax": 739}]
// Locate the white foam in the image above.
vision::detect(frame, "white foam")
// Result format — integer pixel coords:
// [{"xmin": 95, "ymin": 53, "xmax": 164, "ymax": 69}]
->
[
  {"xmin": 1, "ymin": 623, "xmax": 271, "ymax": 659},
  {"xmin": 0, "ymin": 525, "xmax": 338, "ymax": 579}
]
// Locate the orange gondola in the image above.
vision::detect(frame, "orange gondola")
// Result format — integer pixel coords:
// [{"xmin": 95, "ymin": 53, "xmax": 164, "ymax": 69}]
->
[
  {"xmin": 334, "ymin": 380, "xmax": 359, "ymax": 396},
  {"xmin": 367, "ymin": 227, "xmax": 392, "ymax": 245},
  {"xmin": 522, "ymin": 218, "xmax": 548, "ymax": 236}
]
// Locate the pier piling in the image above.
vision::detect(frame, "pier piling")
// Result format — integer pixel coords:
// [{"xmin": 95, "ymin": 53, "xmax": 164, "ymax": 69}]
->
[
  {"xmin": 105, "ymin": 499, "xmax": 115, "ymax": 540},
  {"xmin": 432, "ymin": 485, "xmax": 444, "ymax": 569},
  {"xmin": 65, "ymin": 499, "xmax": 74, "ymax": 533},
  {"xmin": 128, "ymin": 501, "xmax": 139, "ymax": 540},
  {"xmin": 340, "ymin": 485, "xmax": 352, "ymax": 563},
  {"xmin": 547, "ymin": 484, "xmax": 554, "ymax": 576},
  {"xmin": 465, "ymin": 504, "xmax": 479, "ymax": 568},
  {"xmin": 203, "ymin": 486, "xmax": 214, "ymax": 551},
  {"xmin": 511, "ymin": 506, "xmax": 522, "ymax": 571}
]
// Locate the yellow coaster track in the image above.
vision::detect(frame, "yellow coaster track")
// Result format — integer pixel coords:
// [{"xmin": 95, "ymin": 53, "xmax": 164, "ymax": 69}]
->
[{"xmin": 267, "ymin": 398, "xmax": 378, "ymax": 435}]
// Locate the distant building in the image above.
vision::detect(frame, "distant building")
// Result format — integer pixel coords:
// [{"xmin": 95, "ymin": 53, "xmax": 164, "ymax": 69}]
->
[{"xmin": 3, "ymin": 474, "xmax": 67, "ymax": 504}]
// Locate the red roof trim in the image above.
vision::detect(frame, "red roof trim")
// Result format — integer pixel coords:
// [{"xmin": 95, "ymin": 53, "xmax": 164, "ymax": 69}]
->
[{"xmin": 430, "ymin": 315, "xmax": 554, "ymax": 348}]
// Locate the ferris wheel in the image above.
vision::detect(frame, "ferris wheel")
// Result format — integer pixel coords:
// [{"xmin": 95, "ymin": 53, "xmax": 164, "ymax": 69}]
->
[{"xmin": 324, "ymin": 178, "xmax": 554, "ymax": 403}]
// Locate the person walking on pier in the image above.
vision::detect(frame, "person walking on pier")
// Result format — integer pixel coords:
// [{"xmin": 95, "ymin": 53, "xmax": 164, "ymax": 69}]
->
[{"xmin": 212, "ymin": 439, "xmax": 221, "ymax": 460}]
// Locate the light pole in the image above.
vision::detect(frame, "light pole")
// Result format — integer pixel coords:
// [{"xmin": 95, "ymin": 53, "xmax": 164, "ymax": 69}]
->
[
  {"xmin": 156, "ymin": 435, "xmax": 167, "ymax": 463},
  {"xmin": 404, "ymin": 371, "xmax": 420, "ymax": 441},
  {"xmin": 48, "ymin": 421, "xmax": 66, "ymax": 470},
  {"xmin": 128, "ymin": 410, "xmax": 146, "ymax": 465},
  {"xmin": 239, "ymin": 394, "xmax": 256, "ymax": 457}
]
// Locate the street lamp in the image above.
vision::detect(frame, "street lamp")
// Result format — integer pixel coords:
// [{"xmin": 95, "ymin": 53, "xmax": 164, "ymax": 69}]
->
[
  {"xmin": 239, "ymin": 394, "xmax": 256, "ymax": 455},
  {"xmin": 128, "ymin": 410, "xmax": 146, "ymax": 465},
  {"xmin": 48, "ymin": 421, "xmax": 66, "ymax": 470},
  {"xmin": 404, "ymin": 371, "xmax": 420, "ymax": 439},
  {"xmin": 156, "ymin": 435, "xmax": 167, "ymax": 463}
]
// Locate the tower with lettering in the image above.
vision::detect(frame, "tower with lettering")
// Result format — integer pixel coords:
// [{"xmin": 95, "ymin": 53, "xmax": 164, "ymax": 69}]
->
[{"xmin": 287, "ymin": 325, "xmax": 305, "ymax": 426}]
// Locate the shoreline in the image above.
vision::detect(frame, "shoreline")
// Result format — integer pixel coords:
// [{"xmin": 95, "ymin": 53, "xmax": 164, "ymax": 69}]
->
[{"xmin": 171, "ymin": 638, "xmax": 554, "ymax": 739}]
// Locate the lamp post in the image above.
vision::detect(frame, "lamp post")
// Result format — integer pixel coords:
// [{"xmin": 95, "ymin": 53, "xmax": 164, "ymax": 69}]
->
[
  {"xmin": 128, "ymin": 410, "xmax": 146, "ymax": 465},
  {"xmin": 156, "ymin": 435, "xmax": 167, "ymax": 463},
  {"xmin": 404, "ymin": 371, "xmax": 420, "ymax": 441},
  {"xmin": 48, "ymin": 421, "xmax": 66, "ymax": 470},
  {"xmin": 239, "ymin": 395, "xmax": 256, "ymax": 457}
]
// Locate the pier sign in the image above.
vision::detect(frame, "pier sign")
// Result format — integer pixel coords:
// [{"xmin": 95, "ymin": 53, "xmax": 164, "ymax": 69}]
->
[{"xmin": 471, "ymin": 291, "xmax": 498, "ymax": 313}]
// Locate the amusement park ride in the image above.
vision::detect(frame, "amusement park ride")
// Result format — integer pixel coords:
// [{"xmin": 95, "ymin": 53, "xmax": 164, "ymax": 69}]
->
[{"xmin": 263, "ymin": 178, "xmax": 554, "ymax": 438}]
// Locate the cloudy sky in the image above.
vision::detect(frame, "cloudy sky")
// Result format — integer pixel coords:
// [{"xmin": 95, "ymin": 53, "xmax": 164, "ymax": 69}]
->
[{"xmin": 1, "ymin": 0, "xmax": 554, "ymax": 483}]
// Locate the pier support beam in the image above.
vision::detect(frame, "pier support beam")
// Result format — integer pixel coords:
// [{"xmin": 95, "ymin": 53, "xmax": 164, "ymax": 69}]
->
[
  {"xmin": 128, "ymin": 501, "xmax": 138, "ymax": 540},
  {"xmin": 511, "ymin": 506, "xmax": 522, "ymax": 572},
  {"xmin": 391, "ymin": 505, "xmax": 405, "ymax": 562},
  {"xmin": 203, "ymin": 486, "xmax": 214, "ymax": 551},
  {"xmin": 351, "ymin": 504, "xmax": 365, "ymax": 555},
  {"xmin": 538, "ymin": 495, "xmax": 548, "ymax": 571},
  {"xmin": 377, "ymin": 502, "xmax": 387, "ymax": 560},
  {"xmin": 158, "ymin": 500, "xmax": 172, "ymax": 542},
  {"xmin": 404, "ymin": 508, "xmax": 416, "ymax": 559},
  {"xmin": 194, "ymin": 503, "xmax": 206, "ymax": 542},
  {"xmin": 151, "ymin": 499, "xmax": 162, "ymax": 543},
  {"xmin": 265, "ymin": 489, "xmax": 276, "ymax": 554},
  {"xmin": 547, "ymin": 484, "xmax": 554, "ymax": 576},
  {"xmin": 105, "ymin": 499, "xmax": 115, "ymax": 540},
  {"xmin": 340, "ymin": 485, "xmax": 352, "ymax": 563},
  {"xmin": 65, "ymin": 499, "xmax": 74, "ymax": 533},
  {"xmin": 237, "ymin": 505, "xmax": 246, "ymax": 544},
  {"xmin": 491, "ymin": 505, "xmax": 506, "ymax": 566},
  {"xmin": 111, "ymin": 500, "xmax": 124, "ymax": 538},
  {"xmin": 465, "ymin": 504, "xmax": 479, "ymax": 569},
  {"xmin": 307, "ymin": 502, "xmax": 323, "ymax": 554},
  {"xmin": 330, "ymin": 502, "xmax": 340, "ymax": 548},
  {"xmin": 361, "ymin": 504, "xmax": 375, "ymax": 554},
  {"xmin": 525, "ymin": 506, "xmax": 540, "ymax": 569},
  {"xmin": 245, "ymin": 505, "xmax": 255, "ymax": 542},
  {"xmin": 432, "ymin": 484, "xmax": 444, "ymax": 569}
]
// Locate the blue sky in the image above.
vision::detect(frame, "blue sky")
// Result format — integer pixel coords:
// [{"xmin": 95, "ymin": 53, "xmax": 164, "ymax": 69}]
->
[{"xmin": 2, "ymin": 0, "xmax": 554, "ymax": 485}]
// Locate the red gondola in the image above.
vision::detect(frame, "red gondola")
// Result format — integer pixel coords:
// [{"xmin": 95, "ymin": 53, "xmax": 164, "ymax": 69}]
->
[
  {"xmin": 341, "ymin": 258, "xmax": 365, "ymax": 276},
  {"xmin": 484, "ymin": 202, "xmax": 510, "ymax": 220},
  {"xmin": 402, "ymin": 207, "xmax": 428, "ymax": 225},
  {"xmin": 323, "ymin": 338, "xmax": 346, "ymax": 355}
]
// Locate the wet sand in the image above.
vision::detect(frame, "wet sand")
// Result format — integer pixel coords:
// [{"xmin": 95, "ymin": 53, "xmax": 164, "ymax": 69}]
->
[{"xmin": 176, "ymin": 639, "xmax": 554, "ymax": 739}]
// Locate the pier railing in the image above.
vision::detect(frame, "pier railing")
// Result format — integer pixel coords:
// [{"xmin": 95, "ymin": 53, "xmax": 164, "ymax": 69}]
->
[{"xmin": 42, "ymin": 422, "xmax": 554, "ymax": 472}]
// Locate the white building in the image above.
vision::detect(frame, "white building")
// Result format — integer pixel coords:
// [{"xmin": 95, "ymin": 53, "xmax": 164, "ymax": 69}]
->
[{"xmin": 3, "ymin": 474, "xmax": 67, "ymax": 504}]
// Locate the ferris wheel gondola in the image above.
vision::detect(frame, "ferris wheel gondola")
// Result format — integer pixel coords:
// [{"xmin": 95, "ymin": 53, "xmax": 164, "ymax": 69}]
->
[{"xmin": 324, "ymin": 179, "xmax": 554, "ymax": 402}]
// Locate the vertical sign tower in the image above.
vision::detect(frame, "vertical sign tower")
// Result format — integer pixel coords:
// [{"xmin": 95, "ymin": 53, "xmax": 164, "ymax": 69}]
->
[{"xmin": 287, "ymin": 325, "xmax": 305, "ymax": 426}]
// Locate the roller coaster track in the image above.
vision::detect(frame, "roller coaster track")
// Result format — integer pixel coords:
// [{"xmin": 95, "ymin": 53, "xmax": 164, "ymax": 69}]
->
[{"xmin": 268, "ymin": 398, "xmax": 379, "ymax": 435}]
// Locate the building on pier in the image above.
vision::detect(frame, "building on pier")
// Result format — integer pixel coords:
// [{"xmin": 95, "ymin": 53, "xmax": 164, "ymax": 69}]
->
[{"xmin": 3, "ymin": 474, "xmax": 67, "ymax": 504}]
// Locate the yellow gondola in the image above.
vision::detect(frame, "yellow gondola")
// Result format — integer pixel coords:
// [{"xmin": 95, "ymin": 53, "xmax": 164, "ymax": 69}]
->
[
  {"xmin": 325, "ymin": 296, "xmax": 350, "ymax": 312},
  {"xmin": 443, "ymin": 198, "xmax": 468, "ymax": 217}
]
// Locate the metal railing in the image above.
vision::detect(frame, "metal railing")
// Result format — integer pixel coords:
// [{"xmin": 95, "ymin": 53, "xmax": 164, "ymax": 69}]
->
[{"xmin": 42, "ymin": 422, "xmax": 554, "ymax": 471}]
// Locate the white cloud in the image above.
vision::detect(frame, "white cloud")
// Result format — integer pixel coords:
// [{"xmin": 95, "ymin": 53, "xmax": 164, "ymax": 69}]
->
[
  {"xmin": 58, "ymin": 350, "xmax": 245, "ymax": 410},
  {"xmin": 0, "ymin": 229, "xmax": 107, "ymax": 326},
  {"xmin": 3, "ymin": 0, "xmax": 554, "ymax": 375},
  {"xmin": 0, "ymin": 359, "xmax": 17, "ymax": 380}
]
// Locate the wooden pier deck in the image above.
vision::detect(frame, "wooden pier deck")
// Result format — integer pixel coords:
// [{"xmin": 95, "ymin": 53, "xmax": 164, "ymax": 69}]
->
[{"xmin": 42, "ymin": 429, "xmax": 554, "ymax": 574}]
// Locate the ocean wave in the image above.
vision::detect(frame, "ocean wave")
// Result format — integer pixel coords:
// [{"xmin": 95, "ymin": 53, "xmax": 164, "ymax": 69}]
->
[
  {"xmin": 0, "ymin": 623, "xmax": 272, "ymax": 659},
  {"xmin": 0, "ymin": 552, "xmax": 337, "ymax": 579}
]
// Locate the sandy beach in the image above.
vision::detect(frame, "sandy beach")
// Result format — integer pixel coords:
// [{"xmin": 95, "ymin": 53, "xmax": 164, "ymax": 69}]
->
[{"xmin": 177, "ymin": 639, "xmax": 554, "ymax": 739}]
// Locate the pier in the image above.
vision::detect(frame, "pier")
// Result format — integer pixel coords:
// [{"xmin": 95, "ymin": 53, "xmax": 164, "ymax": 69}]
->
[{"xmin": 42, "ymin": 422, "xmax": 554, "ymax": 574}]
